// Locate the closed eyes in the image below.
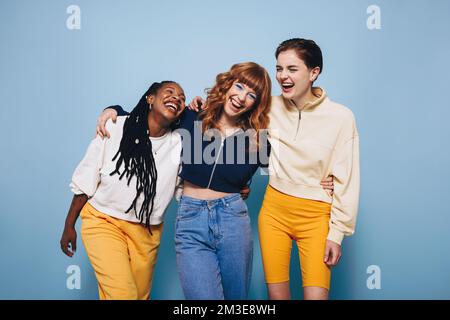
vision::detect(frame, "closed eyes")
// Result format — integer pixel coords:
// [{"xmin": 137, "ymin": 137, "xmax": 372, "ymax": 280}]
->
[{"xmin": 235, "ymin": 83, "xmax": 257, "ymax": 100}]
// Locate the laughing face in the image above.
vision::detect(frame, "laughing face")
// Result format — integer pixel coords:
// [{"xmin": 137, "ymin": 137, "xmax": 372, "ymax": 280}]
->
[
  {"xmin": 147, "ymin": 83, "xmax": 186, "ymax": 123},
  {"xmin": 223, "ymin": 81, "xmax": 258, "ymax": 119},
  {"xmin": 276, "ymin": 49, "xmax": 319, "ymax": 101}
]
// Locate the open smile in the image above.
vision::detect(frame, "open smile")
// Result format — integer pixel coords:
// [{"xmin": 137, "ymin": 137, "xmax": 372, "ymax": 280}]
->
[
  {"xmin": 229, "ymin": 98, "xmax": 245, "ymax": 111},
  {"xmin": 281, "ymin": 82, "xmax": 294, "ymax": 92},
  {"xmin": 164, "ymin": 101, "xmax": 179, "ymax": 113}
]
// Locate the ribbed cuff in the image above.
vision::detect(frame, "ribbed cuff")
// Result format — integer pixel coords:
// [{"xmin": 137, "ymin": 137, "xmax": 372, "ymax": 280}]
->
[{"xmin": 327, "ymin": 228, "xmax": 345, "ymax": 245}]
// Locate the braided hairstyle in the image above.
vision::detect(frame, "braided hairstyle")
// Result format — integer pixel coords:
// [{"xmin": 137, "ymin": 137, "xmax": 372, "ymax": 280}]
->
[{"xmin": 110, "ymin": 81, "xmax": 177, "ymax": 231}]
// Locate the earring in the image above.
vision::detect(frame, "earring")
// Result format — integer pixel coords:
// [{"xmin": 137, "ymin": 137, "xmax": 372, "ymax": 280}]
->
[{"xmin": 149, "ymin": 104, "xmax": 153, "ymax": 110}]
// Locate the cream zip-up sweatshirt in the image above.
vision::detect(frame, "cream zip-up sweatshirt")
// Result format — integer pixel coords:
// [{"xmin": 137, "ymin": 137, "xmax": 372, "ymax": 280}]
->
[{"xmin": 267, "ymin": 87, "xmax": 360, "ymax": 245}]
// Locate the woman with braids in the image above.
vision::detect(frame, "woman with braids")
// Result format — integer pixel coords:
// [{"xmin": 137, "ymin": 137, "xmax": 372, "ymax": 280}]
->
[
  {"xmin": 96, "ymin": 62, "xmax": 334, "ymax": 300},
  {"xmin": 60, "ymin": 81, "xmax": 186, "ymax": 300}
]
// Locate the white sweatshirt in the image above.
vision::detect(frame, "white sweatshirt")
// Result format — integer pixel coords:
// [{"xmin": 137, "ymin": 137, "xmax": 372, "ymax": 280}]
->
[
  {"xmin": 268, "ymin": 87, "xmax": 360, "ymax": 245},
  {"xmin": 70, "ymin": 117, "xmax": 182, "ymax": 225}
]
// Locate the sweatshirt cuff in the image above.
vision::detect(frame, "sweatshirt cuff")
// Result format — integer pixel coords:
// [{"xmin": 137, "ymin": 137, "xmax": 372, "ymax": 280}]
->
[
  {"xmin": 327, "ymin": 228, "xmax": 345, "ymax": 245},
  {"xmin": 70, "ymin": 182, "xmax": 84, "ymax": 196}
]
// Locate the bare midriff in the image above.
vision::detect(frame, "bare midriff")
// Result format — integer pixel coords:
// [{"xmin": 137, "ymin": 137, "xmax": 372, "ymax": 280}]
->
[{"xmin": 182, "ymin": 180, "xmax": 232, "ymax": 200}]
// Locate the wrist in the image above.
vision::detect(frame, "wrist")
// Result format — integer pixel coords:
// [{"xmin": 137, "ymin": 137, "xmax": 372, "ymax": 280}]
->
[{"xmin": 64, "ymin": 219, "xmax": 76, "ymax": 229}]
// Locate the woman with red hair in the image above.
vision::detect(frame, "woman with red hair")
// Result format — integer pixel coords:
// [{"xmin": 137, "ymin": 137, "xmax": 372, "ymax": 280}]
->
[{"xmin": 173, "ymin": 62, "xmax": 271, "ymax": 300}]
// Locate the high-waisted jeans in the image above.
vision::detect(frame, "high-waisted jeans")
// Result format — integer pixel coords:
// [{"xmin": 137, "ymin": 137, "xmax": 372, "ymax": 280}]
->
[{"xmin": 175, "ymin": 193, "xmax": 253, "ymax": 300}]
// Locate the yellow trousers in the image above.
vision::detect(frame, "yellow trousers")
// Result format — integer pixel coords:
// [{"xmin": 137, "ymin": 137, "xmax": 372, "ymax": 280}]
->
[
  {"xmin": 80, "ymin": 202, "xmax": 163, "ymax": 300},
  {"xmin": 258, "ymin": 185, "xmax": 332, "ymax": 289}
]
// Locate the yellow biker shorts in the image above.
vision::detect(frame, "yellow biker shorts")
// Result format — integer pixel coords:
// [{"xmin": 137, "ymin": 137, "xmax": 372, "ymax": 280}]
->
[{"xmin": 258, "ymin": 185, "xmax": 332, "ymax": 289}]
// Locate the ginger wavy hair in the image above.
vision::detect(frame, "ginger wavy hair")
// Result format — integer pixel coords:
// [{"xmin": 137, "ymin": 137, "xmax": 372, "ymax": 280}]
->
[{"xmin": 199, "ymin": 62, "xmax": 272, "ymax": 136}]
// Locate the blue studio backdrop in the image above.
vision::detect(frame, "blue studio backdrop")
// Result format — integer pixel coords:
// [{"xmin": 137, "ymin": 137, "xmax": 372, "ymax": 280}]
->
[{"xmin": 1, "ymin": 0, "xmax": 450, "ymax": 299}]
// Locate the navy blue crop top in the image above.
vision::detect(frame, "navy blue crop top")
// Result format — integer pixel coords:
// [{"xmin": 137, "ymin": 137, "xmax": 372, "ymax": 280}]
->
[{"xmin": 110, "ymin": 106, "xmax": 270, "ymax": 193}]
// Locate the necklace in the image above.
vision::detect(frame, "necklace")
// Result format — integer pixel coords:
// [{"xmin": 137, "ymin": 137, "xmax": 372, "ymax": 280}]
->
[{"xmin": 149, "ymin": 131, "xmax": 171, "ymax": 156}]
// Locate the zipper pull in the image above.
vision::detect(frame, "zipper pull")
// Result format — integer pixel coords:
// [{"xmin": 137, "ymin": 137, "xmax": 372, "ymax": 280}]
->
[
  {"xmin": 206, "ymin": 138, "xmax": 224, "ymax": 189},
  {"xmin": 294, "ymin": 109, "xmax": 302, "ymax": 140}
]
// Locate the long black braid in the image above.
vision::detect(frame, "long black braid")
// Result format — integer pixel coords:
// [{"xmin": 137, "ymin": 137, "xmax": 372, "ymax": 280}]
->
[{"xmin": 109, "ymin": 81, "xmax": 177, "ymax": 231}]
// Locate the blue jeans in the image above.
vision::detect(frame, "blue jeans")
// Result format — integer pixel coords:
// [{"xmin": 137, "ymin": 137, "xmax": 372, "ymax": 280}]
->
[{"xmin": 175, "ymin": 193, "xmax": 253, "ymax": 300}]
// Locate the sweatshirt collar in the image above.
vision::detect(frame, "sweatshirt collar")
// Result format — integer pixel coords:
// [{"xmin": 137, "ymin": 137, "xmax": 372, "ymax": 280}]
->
[
  {"xmin": 303, "ymin": 87, "xmax": 326, "ymax": 110},
  {"xmin": 283, "ymin": 87, "xmax": 327, "ymax": 112}
]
